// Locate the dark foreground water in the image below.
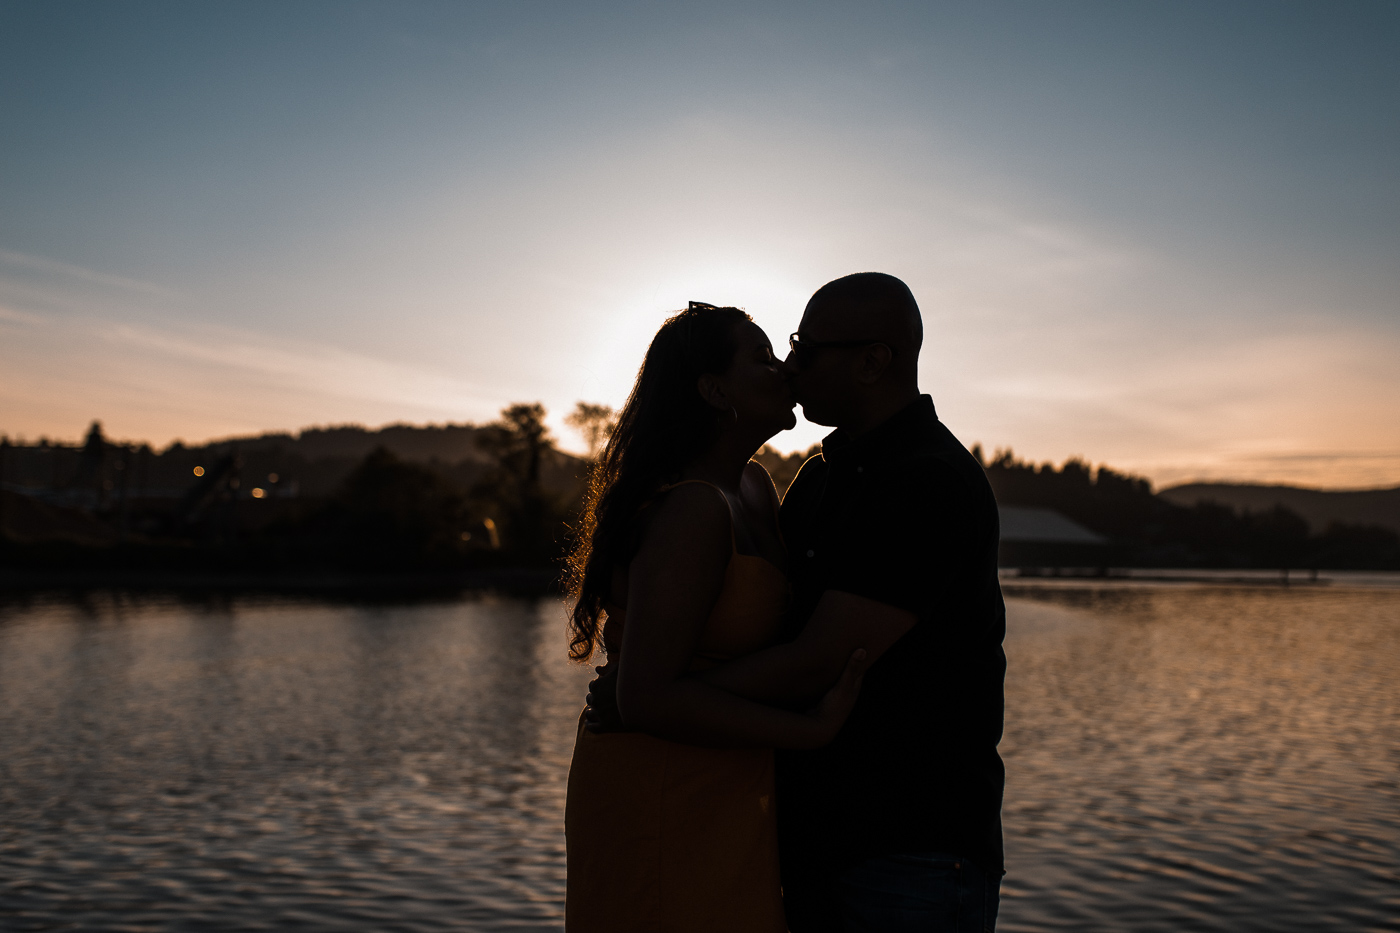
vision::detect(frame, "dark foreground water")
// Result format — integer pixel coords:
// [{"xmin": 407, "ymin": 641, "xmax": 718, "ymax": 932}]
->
[{"xmin": 1, "ymin": 584, "xmax": 1397, "ymax": 932}]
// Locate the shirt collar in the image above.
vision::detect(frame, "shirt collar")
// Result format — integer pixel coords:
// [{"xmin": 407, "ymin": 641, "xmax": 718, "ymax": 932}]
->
[{"xmin": 820, "ymin": 394, "xmax": 937, "ymax": 465}]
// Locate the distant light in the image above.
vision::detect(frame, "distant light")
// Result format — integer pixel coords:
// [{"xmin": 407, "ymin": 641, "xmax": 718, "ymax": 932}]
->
[
  {"xmin": 460, "ymin": 531, "xmax": 472, "ymax": 541},
  {"xmin": 268, "ymin": 473, "xmax": 279, "ymax": 483},
  {"xmin": 482, "ymin": 517, "xmax": 500, "ymax": 549},
  {"xmin": 193, "ymin": 466, "xmax": 205, "ymax": 477},
  {"xmin": 251, "ymin": 488, "xmax": 266, "ymax": 499}
]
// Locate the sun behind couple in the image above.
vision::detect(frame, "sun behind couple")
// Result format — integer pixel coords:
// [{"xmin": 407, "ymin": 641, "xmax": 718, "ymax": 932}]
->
[{"xmin": 563, "ymin": 273, "xmax": 1006, "ymax": 933}]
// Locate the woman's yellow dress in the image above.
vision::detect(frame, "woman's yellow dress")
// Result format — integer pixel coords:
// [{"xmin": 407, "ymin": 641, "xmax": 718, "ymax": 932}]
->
[{"xmin": 565, "ymin": 484, "xmax": 790, "ymax": 933}]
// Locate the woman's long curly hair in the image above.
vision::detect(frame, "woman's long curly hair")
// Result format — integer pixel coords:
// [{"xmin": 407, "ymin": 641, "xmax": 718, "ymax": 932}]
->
[{"xmin": 565, "ymin": 303, "xmax": 752, "ymax": 662}]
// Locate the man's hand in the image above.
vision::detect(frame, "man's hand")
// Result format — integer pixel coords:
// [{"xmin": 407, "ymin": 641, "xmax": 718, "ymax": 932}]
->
[
  {"xmin": 807, "ymin": 649, "xmax": 869, "ymax": 744},
  {"xmin": 584, "ymin": 666, "xmax": 628, "ymax": 734}
]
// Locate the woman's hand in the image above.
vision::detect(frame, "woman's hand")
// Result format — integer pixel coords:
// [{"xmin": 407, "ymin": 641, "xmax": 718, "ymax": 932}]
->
[{"xmin": 804, "ymin": 649, "xmax": 868, "ymax": 747}]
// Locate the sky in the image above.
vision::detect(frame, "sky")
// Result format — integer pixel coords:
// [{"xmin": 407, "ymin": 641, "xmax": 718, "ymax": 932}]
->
[{"xmin": 1, "ymin": 1, "xmax": 1397, "ymax": 489}]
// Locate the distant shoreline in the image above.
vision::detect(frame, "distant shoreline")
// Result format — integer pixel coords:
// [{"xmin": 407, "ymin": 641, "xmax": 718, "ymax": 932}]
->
[
  {"xmin": 6, "ymin": 567, "xmax": 1399, "ymax": 601},
  {"xmin": 1000, "ymin": 567, "xmax": 1400, "ymax": 590},
  {"xmin": 0, "ymin": 566, "xmax": 563, "ymax": 598}
]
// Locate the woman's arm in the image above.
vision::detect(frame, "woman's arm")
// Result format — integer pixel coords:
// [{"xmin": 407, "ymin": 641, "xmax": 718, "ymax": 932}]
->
[
  {"xmin": 614, "ymin": 485, "xmax": 863, "ymax": 748},
  {"xmin": 695, "ymin": 590, "xmax": 916, "ymax": 709}
]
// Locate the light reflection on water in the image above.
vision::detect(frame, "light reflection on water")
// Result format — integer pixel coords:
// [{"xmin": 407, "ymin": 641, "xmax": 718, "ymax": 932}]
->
[
  {"xmin": 0, "ymin": 586, "xmax": 1396, "ymax": 931},
  {"xmin": 0, "ymin": 594, "xmax": 593, "ymax": 932},
  {"xmin": 998, "ymin": 584, "xmax": 1400, "ymax": 932}
]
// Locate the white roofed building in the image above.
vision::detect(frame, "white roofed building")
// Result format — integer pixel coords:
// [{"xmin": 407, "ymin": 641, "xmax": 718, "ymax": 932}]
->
[{"xmin": 998, "ymin": 506, "xmax": 1111, "ymax": 569}]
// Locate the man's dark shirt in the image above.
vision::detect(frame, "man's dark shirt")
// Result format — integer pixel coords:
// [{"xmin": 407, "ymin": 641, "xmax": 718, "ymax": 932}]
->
[{"xmin": 776, "ymin": 395, "xmax": 1006, "ymax": 876}]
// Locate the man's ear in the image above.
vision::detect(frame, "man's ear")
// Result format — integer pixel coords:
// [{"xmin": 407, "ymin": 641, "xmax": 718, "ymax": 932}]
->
[
  {"xmin": 696, "ymin": 373, "xmax": 730, "ymax": 411},
  {"xmin": 853, "ymin": 343, "xmax": 894, "ymax": 386}
]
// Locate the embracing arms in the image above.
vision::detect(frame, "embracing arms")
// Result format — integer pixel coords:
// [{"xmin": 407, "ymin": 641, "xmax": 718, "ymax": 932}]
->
[
  {"xmin": 611, "ymin": 485, "xmax": 864, "ymax": 749},
  {"xmin": 696, "ymin": 589, "xmax": 916, "ymax": 709},
  {"xmin": 695, "ymin": 456, "xmax": 976, "ymax": 708}
]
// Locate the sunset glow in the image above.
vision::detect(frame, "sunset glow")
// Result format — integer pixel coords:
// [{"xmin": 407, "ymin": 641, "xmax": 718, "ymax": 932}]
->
[{"xmin": 1, "ymin": 3, "xmax": 1396, "ymax": 488}]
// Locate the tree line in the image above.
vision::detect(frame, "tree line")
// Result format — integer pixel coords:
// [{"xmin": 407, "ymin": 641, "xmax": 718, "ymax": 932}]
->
[
  {"xmin": 3, "ymin": 409, "xmax": 1396, "ymax": 577},
  {"xmin": 0, "ymin": 403, "xmax": 608, "ymax": 577},
  {"xmin": 978, "ymin": 447, "xmax": 1399, "ymax": 570}
]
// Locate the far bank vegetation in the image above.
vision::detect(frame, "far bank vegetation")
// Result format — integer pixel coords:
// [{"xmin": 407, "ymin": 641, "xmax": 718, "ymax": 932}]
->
[{"xmin": 1, "ymin": 410, "xmax": 1397, "ymax": 579}]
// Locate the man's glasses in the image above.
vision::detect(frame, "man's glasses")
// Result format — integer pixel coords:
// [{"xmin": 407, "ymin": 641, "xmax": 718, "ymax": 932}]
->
[{"xmin": 787, "ymin": 332, "xmax": 894, "ymax": 367}]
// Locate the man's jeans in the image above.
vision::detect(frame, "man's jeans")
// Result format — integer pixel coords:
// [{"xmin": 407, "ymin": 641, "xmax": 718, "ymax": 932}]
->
[{"xmin": 784, "ymin": 851, "xmax": 1001, "ymax": 933}]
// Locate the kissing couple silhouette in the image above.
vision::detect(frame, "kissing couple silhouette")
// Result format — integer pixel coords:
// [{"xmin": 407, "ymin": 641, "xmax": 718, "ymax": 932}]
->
[{"xmin": 565, "ymin": 272, "xmax": 1006, "ymax": 933}]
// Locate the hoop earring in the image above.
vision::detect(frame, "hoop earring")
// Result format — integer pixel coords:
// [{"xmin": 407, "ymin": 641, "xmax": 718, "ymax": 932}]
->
[{"xmin": 729, "ymin": 406, "xmax": 739, "ymax": 425}]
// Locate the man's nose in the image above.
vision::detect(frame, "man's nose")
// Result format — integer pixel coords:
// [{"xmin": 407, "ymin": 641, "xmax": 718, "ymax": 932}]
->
[{"xmin": 779, "ymin": 352, "xmax": 799, "ymax": 377}]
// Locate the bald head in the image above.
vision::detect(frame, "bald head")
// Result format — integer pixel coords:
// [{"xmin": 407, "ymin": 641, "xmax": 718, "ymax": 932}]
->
[
  {"xmin": 805, "ymin": 272, "xmax": 922, "ymax": 374},
  {"xmin": 789, "ymin": 272, "xmax": 924, "ymax": 431}
]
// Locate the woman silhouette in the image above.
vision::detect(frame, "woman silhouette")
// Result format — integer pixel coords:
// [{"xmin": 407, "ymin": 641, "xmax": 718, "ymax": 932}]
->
[{"xmin": 564, "ymin": 303, "xmax": 863, "ymax": 932}]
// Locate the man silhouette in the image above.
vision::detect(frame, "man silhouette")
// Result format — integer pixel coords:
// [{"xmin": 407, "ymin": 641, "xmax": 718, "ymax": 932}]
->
[{"xmin": 701, "ymin": 272, "xmax": 1006, "ymax": 931}]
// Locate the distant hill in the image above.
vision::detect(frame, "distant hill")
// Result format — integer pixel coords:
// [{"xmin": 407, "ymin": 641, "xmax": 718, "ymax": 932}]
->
[
  {"xmin": 2, "ymin": 420, "xmax": 584, "ymax": 501},
  {"xmin": 2, "ymin": 413, "xmax": 589, "ymax": 566},
  {"xmin": 188, "ymin": 422, "xmax": 583, "ymax": 499},
  {"xmin": 1159, "ymin": 483, "xmax": 1400, "ymax": 534},
  {"xmin": 199, "ymin": 422, "xmax": 493, "ymax": 465}
]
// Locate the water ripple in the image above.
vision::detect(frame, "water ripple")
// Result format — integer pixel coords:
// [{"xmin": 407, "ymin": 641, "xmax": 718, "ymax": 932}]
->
[{"xmin": 1, "ymin": 587, "xmax": 1397, "ymax": 931}]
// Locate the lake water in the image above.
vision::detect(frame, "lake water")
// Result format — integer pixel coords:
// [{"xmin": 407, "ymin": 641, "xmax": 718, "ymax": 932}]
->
[{"xmin": 1, "ymin": 584, "xmax": 1397, "ymax": 931}]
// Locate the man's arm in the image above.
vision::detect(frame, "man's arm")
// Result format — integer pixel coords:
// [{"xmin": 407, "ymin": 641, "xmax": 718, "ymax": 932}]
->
[
  {"xmin": 705, "ymin": 454, "xmax": 974, "ymax": 708},
  {"xmin": 696, "ymin": 589, "xmax": 915, "ymax": 708},
  {"xmin": 612, "ymin": 487, "xmax": 866, "ymax": 748}
]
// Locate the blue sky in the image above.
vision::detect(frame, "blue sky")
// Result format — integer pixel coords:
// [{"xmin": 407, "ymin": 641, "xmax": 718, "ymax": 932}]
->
[{"xmin": 1, "ymin": 1, "xmax": 1397, "ymax": 487}]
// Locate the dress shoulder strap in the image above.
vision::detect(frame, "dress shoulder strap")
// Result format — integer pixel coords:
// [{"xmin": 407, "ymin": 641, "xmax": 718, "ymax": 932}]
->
[{"xmin": 655, "ymin": 479, "xmax": 737, "ymax": 551}]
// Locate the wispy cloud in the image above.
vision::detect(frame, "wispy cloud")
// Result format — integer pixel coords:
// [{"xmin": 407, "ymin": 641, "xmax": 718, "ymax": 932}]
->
[
  {"xmin": 99, "ymin": 319, "xmax": 500, "ymax": 415},
  {"xmin": 0, "ymin": 308, "xmax": 509, "ymax": 445},
  {"xmin": 0, "ymin": 303, "xmax": 47, "ymax": 326},
  {"xmin": 0, "ymin": 248, "xmax": 177, "ymax": 297},
  {"xmin": 1237, "ymin": 450, "xmax": 1400, "ymax": 464}
]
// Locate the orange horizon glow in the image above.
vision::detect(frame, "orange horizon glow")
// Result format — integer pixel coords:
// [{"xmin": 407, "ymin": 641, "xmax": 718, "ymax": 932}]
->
[{"xmin": 2, "ymin": 6, "xmax": 1396, "ymax": 492}]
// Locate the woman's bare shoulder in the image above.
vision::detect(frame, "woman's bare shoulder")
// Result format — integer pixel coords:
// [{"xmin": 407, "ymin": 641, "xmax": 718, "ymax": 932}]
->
[
  {"xmin": 743, "ymin": 460, "xmax": 781, "ymax": 511},
  {"xmin": 743, "ymin": 458, "xmax": 778, "ymax": 490},
  {"xmin": 638, "ymin": 482, "xmax": 732, "ymax": 552}
]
